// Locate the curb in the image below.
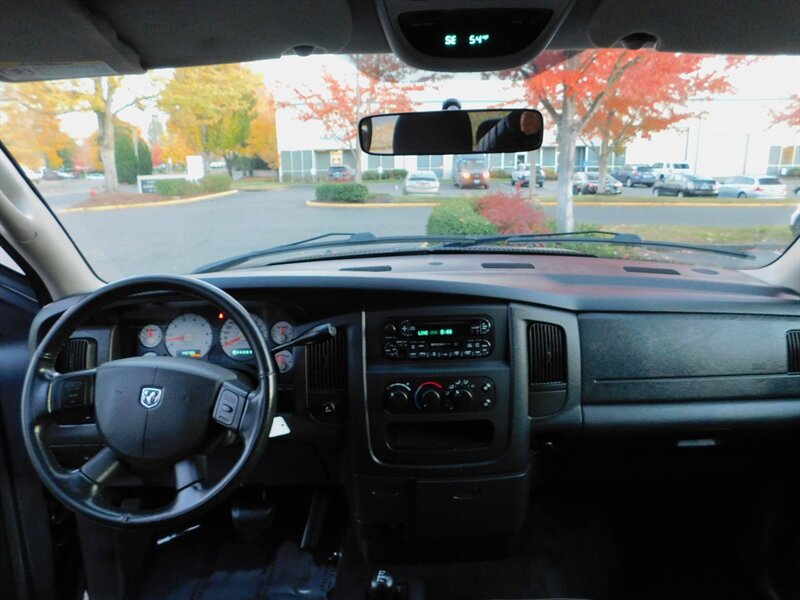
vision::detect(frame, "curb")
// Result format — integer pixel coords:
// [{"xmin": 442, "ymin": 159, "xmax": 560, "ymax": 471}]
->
[
  {"xmin": 58, "ymin": 190, "xmax": 238, "ymax": 213},
  {"xmin": 539, "ymin": 200, "xmax": 796, "ymax": 208},
  {"xmin": 305, "ymin": 200, "xmax": 440, "ymax": 209}
]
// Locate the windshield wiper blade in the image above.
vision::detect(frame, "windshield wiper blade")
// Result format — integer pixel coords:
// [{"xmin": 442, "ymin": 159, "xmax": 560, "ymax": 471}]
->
[{"xmin": 442, "ymin": 230, "xmax": 755, "ymax": 260}]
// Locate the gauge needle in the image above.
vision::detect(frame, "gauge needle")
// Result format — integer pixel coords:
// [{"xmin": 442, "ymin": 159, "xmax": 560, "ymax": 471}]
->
[
  {"xmin": 223, "ymin": 336, "xmax": 243, "ymax": 347},
  {"xmin": 166, "ymin": 336, "xmax": 185, "ymax": 341}
]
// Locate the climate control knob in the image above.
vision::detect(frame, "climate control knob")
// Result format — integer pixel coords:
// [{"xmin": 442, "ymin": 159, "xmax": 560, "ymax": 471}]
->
[
  {"xmin": 384, "ymin": 384, "xmax": 411, "ymax": 411},
  {"xmin": 452, "ymin": 388, "xmax": 473, "ymax": 409},
  {"xmin": 414, "ymin": 382, "xmax": 443, "ymax": 411}
]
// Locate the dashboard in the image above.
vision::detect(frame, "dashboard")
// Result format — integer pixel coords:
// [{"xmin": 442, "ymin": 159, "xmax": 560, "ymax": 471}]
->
[{"xmin": 30, "ymin": 252, "xmax": 800, "ymax": 555}]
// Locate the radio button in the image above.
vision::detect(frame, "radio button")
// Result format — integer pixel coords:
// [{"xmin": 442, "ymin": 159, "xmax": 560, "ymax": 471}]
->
[{"xmin": 384, "ymin": 323, "xmax": 397, "ymax": 335}]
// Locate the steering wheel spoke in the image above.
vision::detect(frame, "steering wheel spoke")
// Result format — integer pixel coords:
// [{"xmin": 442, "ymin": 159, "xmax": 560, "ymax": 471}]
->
[
  {"xmin": 80, "ymin": 446, "xmax": 122, "ymax": 484},
  {"xmin": 173, "ymin": 455, "xmax": 207, "ymax": 491},
  {"xmin": 40, "ymin": 368, "xmax": 97, "ymax": 422}
]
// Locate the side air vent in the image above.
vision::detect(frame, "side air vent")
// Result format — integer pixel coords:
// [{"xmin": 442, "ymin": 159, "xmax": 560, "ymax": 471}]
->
[
  {"xmin": 528, "ymin": 322, "xmax": 567, "ymax": 417},
  {"xmin": 306, "ymin": 330, "xmax": 348, "ymax": 423},
  {"xmin": 56, "ymin": 338, "xmax": 97, "ymax": 373},
  {"xmin": 788, "ymin": 330, "xmax": 800, "ymax": 374}
]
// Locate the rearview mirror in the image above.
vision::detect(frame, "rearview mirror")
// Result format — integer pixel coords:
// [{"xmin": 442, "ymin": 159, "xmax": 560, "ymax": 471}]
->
[{"xmin": 359, "ymin": 108, "xmax": 543, "ymax": 156}]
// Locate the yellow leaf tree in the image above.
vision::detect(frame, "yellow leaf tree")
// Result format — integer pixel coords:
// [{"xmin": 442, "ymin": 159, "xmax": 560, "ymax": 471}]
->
[
  {"xmin": 0, "ymin": 81, "xmax": 75, "ymax": 170},
  {"xmin": 159, "ymin": 64, "xmax": 268, "ymax": 173},
  {"xmin": 245, "ymin": 88, "xmax": 278, "ymax": 169}
]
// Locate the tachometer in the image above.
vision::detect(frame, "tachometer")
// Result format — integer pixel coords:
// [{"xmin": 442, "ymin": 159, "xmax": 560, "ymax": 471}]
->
[
  {"xmin": 270, "ymin": 321, "xmax": 294, "ymax": 344},
  {"xmin": 138, "ymin": 324, "xmax": 163, "ymax": 348},
  {"xmin": 164, "ymin": 314, "xmax": 213, "ymax": 358},
  {"xmin": 219, "ymin": 314, "xmax": 269, "ymax": 360}
]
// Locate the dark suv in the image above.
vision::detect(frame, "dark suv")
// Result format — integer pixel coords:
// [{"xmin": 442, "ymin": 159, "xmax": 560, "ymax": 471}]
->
[
  {"xmin": 327, "ymin": 165, "xmax": 354, "ymax": 182},
  {"xmin": 612, "ymin": 164, "xmax": 656, "ymax": 187},
  {"xmin": 453, "ymin": 157, "xmax": 489, "ymax": 188}
]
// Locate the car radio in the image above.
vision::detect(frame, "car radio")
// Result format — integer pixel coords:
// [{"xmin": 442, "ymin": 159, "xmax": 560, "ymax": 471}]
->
[{"xmin": 382, "ymin": 316, "xmax": 493, "ymax": 359}]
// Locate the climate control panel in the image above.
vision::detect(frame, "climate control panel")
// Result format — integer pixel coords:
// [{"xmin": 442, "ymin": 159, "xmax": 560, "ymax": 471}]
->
[{"xmin": 383, "ymin": 377, "xmax": 496, "ymax": 413}]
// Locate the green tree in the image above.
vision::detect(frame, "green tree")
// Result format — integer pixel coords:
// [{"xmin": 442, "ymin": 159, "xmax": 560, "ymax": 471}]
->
[{"xmin": 114, "ymin": 124, "xmax": 153, "ymax": 184}]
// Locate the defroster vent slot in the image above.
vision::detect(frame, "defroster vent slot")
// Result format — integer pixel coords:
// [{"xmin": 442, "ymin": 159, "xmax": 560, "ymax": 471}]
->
[{"xmin": 788, "ymin": 330, "xmax": 800, "ymax": 374}]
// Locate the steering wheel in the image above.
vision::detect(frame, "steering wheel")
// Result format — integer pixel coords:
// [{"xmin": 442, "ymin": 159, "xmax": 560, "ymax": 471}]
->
[{"xmin": 21, "ymin": 275, "xmax": 277, "ymax": 528}]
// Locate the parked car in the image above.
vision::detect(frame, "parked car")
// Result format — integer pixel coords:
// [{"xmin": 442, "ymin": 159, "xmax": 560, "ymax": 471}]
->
[
  {"xmin": 791, "ymin": 202, "xmax": 800, "ymax": 238},
  {"xmin": 717, "ymin": 175, "xmax": 787, "ymax": 199},
  {"xmin": 510, "ymin": 163, "xmax": 530, "ymax": 186},
  {"xmin": 402, "ymin": 170, "xmax": 440, "ymax": 195},
  {"xmin": 209, "ymin": 160, "xmax": 226, "ymax": 169},
  {"xmin": 453, "ymin": 156, "xmax": 489, "ymax": 188},
  {"xmin": 511, "ymin": 164, "xmax": 545, "ymax": 188},
  {"xmin": 572, "ymin": 172, "xmax": 623, "ymax": 195},
  {"xmin": 327, "ymin": 165, "xmax": 354, "ymax": 182},
  {"xmin": 651, "ymin": 161, "xmax": 691, "ymax": 181},
  {"xmin": 85, "ymin": 171, "xmax": 105, "ymax": 180},
  {"xmin": 653, "ymin": 173, "xmax": 719, "ymax": 197},
  {"xmin": 612, "ymin": 164, "xmax": 656, "ymax": 187}
]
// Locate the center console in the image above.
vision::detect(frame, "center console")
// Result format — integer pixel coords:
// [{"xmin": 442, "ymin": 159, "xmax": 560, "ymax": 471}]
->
[{"xmin": 348, "ymin": 305, "xmax": 531, "ymax": 561}]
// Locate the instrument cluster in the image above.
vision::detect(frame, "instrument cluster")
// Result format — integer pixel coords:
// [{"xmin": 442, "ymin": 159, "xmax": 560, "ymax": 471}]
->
[{"xmin": 130, "ymin": 305, "xmax": 297, "ymax": 373}]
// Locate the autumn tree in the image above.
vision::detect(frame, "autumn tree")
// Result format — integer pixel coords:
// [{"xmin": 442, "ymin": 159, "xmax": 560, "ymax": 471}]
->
[
  {"xmin": 770, "ymin": 94, "xmax": 800, "ymax": 128},
  {"xmin": 0, "ymin": 81, "xmax": 75, "ymax": 170},
  {"xmin": 583, "ymin": 52, "xmax": 748, "ymax": 193},
  {"xmin": 501, "ymin": 50, "xmax": 642, "ymax": 231},
  {"xmin": 245, "ymin": 90, "xmax": 279, "ymax": 169},
  {"xmin": 159, "ymin": 64, "xmax": 275, "ymax": 176},
  {"xmin": 291, "ymin": 56, "xmax": 423, "ymax": 182}
]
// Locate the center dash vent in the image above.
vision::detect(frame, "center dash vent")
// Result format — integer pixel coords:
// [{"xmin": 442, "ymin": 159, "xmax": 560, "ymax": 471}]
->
[
  {"xmin": 306, "ymin": 330, "xmax": 348, "ymax": 423},
  {"xmin": 56, "ymin": 338, "xmax": 97, "ymax": 373},
  {"xmin": 528, "ymin": 322, "xmax": 567, "ymax": 418},
  {"xmin": 788, "ymin": 330, "xmax": 800, "ymax": 374}
]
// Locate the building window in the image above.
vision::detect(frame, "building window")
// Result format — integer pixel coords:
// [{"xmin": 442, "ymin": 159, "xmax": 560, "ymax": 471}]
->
[
  {"xmin": 367, "ymin": 155, "xmax": 395, "ymax": 170},
  {"xmin": 416, "ymin": 155, "xmax": 444, "ymax": 177}
]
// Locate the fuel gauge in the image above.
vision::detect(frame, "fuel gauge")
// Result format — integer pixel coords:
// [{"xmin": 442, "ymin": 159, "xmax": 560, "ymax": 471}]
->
[
  {"xmin": 274, "ymin": 350, "xmax": 294, "ymax": 373},
  {"xmin": 138, "ymin": 324, "xmax": 163, "ymax": 348},
  {"xmin": 271, "ymin": 321, "xmax": 294, "ymax": 344}
]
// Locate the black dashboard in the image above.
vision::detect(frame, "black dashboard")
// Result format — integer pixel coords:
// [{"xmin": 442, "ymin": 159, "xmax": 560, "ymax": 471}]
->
[{"xmin": 31, "ymin": 252, "xmax": 800, "ymax": 555}]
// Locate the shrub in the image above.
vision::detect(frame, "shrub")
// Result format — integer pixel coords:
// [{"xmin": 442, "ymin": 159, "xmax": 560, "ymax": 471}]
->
[
  {"xmin": 154, "ymin": 178, "xmax": 199, "ymax": 196},
  {"xmin": 427, "ymin": 198, "xmax": 498, "ymax": 236},
  {"xmin": 315, "ymin": 182, "xmax": 369, "ymax": 203},
  {"xmin": 200, "ymin": 174, "xmax": 232, "ymax": 193},
  {"xmin": 388, "ymin": 169, "xmax": 407, "ymax": 180},
  {"xmin": 491, "ymin": 169, "xmax": 511, "ymax": 179},
  {"xmin": 477, "ymin": 191, "xmax": 550, "ymax": 235},
  {"xmin": 543, "ymin": 167, "xmax": 557, "ymax": 180},
  {"xmin": 362, "ymin": 170, "xmax": 381, "ymax": 180}
]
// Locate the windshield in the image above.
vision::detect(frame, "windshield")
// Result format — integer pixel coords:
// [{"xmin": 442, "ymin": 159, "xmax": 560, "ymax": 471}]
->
[{"xmin": 1, "ymin": 51, "xmax": 798, "ymax": 279}]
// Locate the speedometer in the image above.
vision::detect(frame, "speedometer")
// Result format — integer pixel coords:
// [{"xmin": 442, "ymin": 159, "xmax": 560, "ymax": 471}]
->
[
  {"xmin": 164, "ymin": 314, "xmax": 213, "ymax": 358},
  {"xmin": 219, "ymin": 314, "xmax": 269, "ymax": 360}
]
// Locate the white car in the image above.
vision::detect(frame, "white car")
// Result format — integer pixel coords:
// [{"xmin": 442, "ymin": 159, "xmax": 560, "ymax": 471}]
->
[
  {"xmin": 21, "ymin": 166, "xmax": 43, "ymax": 180},
  {"xmin": 403, "ymin": 170, "xmax": 440, "ymax": 195},
  {"xmin": 718, "ymin": 175, "xmax": 787, "ymax": 199},
  {"xmin": 651, "ymin": 161, "xmax": 691, "ymax": 181}
]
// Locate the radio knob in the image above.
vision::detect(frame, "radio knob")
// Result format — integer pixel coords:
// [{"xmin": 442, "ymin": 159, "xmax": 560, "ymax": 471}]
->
[
  {"xmin": 452, "ymin": 388, "xmax": 473, "ymax": 409},
  {"xmin": 385, "ymin": 384, "xmax": 410, "ymax": 410},
  {"xmin": 414, "ymin": 382, "xmax": 442, "ymax": 410}
]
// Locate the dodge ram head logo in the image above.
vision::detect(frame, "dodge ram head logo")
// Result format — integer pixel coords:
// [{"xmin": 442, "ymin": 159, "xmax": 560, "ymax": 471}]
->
[{"xmin": 139, "ymin": 387, "xmax": 163, "ymax": 409}]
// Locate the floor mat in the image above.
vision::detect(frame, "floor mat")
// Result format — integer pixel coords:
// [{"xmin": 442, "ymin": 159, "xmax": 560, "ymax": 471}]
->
[{"xmin": 131, "ymin": 527, "xmax": 337, "ymax": 600}]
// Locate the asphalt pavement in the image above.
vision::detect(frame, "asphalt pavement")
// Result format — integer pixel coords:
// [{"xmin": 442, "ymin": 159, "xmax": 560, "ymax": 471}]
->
[{"xmin": 44, "ymin": 179, "xmax": 798, "ymax": 279}]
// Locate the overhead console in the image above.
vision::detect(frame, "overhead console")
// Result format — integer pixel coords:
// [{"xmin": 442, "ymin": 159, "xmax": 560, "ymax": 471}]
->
[{"xmin": 375, "ymin": 0, "xmax": 577, "ymax": 71}]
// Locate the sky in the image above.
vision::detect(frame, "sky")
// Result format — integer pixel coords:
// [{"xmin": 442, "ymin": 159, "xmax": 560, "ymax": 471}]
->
[{"xmin": 54, "ymin": 52, "xmax": 800, "ymax": 144}]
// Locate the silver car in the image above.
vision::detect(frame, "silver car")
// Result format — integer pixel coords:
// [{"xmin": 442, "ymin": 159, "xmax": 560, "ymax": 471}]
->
[
  {"xmin": 718, "ymin": 175, "xmax": 787, "ymax": 199},
  {"xmin": 403, "ymin": 170, "xmax": 440, "ymax": 195}
]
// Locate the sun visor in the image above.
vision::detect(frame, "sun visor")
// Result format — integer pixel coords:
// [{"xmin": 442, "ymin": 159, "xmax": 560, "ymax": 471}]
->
[
  {"xmin": 0, "ymin": 0, "xmax": 143, "ymax": 82},
  {"xmin": 375, "ymin": 0, "xmax": 577, "ymax": 72},
  {"xmin": 588, "ymin": 0, "xmax": 800, "ymax": 55}
]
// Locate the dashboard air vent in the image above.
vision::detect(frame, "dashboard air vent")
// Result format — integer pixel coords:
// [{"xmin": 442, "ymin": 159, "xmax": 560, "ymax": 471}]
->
[
  {"xmin": 56, "ymin": 338, "xmax": 97, "ymax": 373},
  {"xmin": 306, "ymin": 331, "xmax": 348, "ymax": 423},
  {"xmin": 528, "ymin": 322, "xmax": 567, "ymax": 418},
  {"xmin": 529, "ymin": 322, "xmax": 566, "ymax": 386},
  {"xmin": 481, "ymin": 262, "xmax": 534, "ymax": 269},
  {"xmin": 788, "ymin": 330, "xmax": 800, "ymax": 374}
]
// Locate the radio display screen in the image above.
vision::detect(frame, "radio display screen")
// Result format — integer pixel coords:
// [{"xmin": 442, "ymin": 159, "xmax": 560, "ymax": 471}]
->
[{"xmin": 404, "ymin": 321, "xmax": 475, "ymax": 339}]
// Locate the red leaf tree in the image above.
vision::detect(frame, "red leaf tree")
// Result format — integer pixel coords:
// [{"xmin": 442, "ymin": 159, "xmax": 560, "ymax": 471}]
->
[
  {"xmin": 583, "ymin": 52, "xmax": 748, "ymax": 193},
  {"xmin": 501, "ymin": 50, "xmax": 747, "ymax": 231},
  {"xmin": 770, "ymin": 94, "xmax": 800, "ymax": 129},
  {"xmin": 290, "ymin": 55, "xmax": 423, "ymax": 181}
]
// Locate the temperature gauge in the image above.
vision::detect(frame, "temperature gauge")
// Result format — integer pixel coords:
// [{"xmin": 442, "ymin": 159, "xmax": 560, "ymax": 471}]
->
[
  {"xmin": 138, "ymin": 324, "xmax": 163, "ymax": 348},
  {"xmin": 274, "ymin": 350, "xmax": 294, "ymax": 373},
  {"xmin": 271, "ymin": 321, "xmax": 294, "ymax": 344}
]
